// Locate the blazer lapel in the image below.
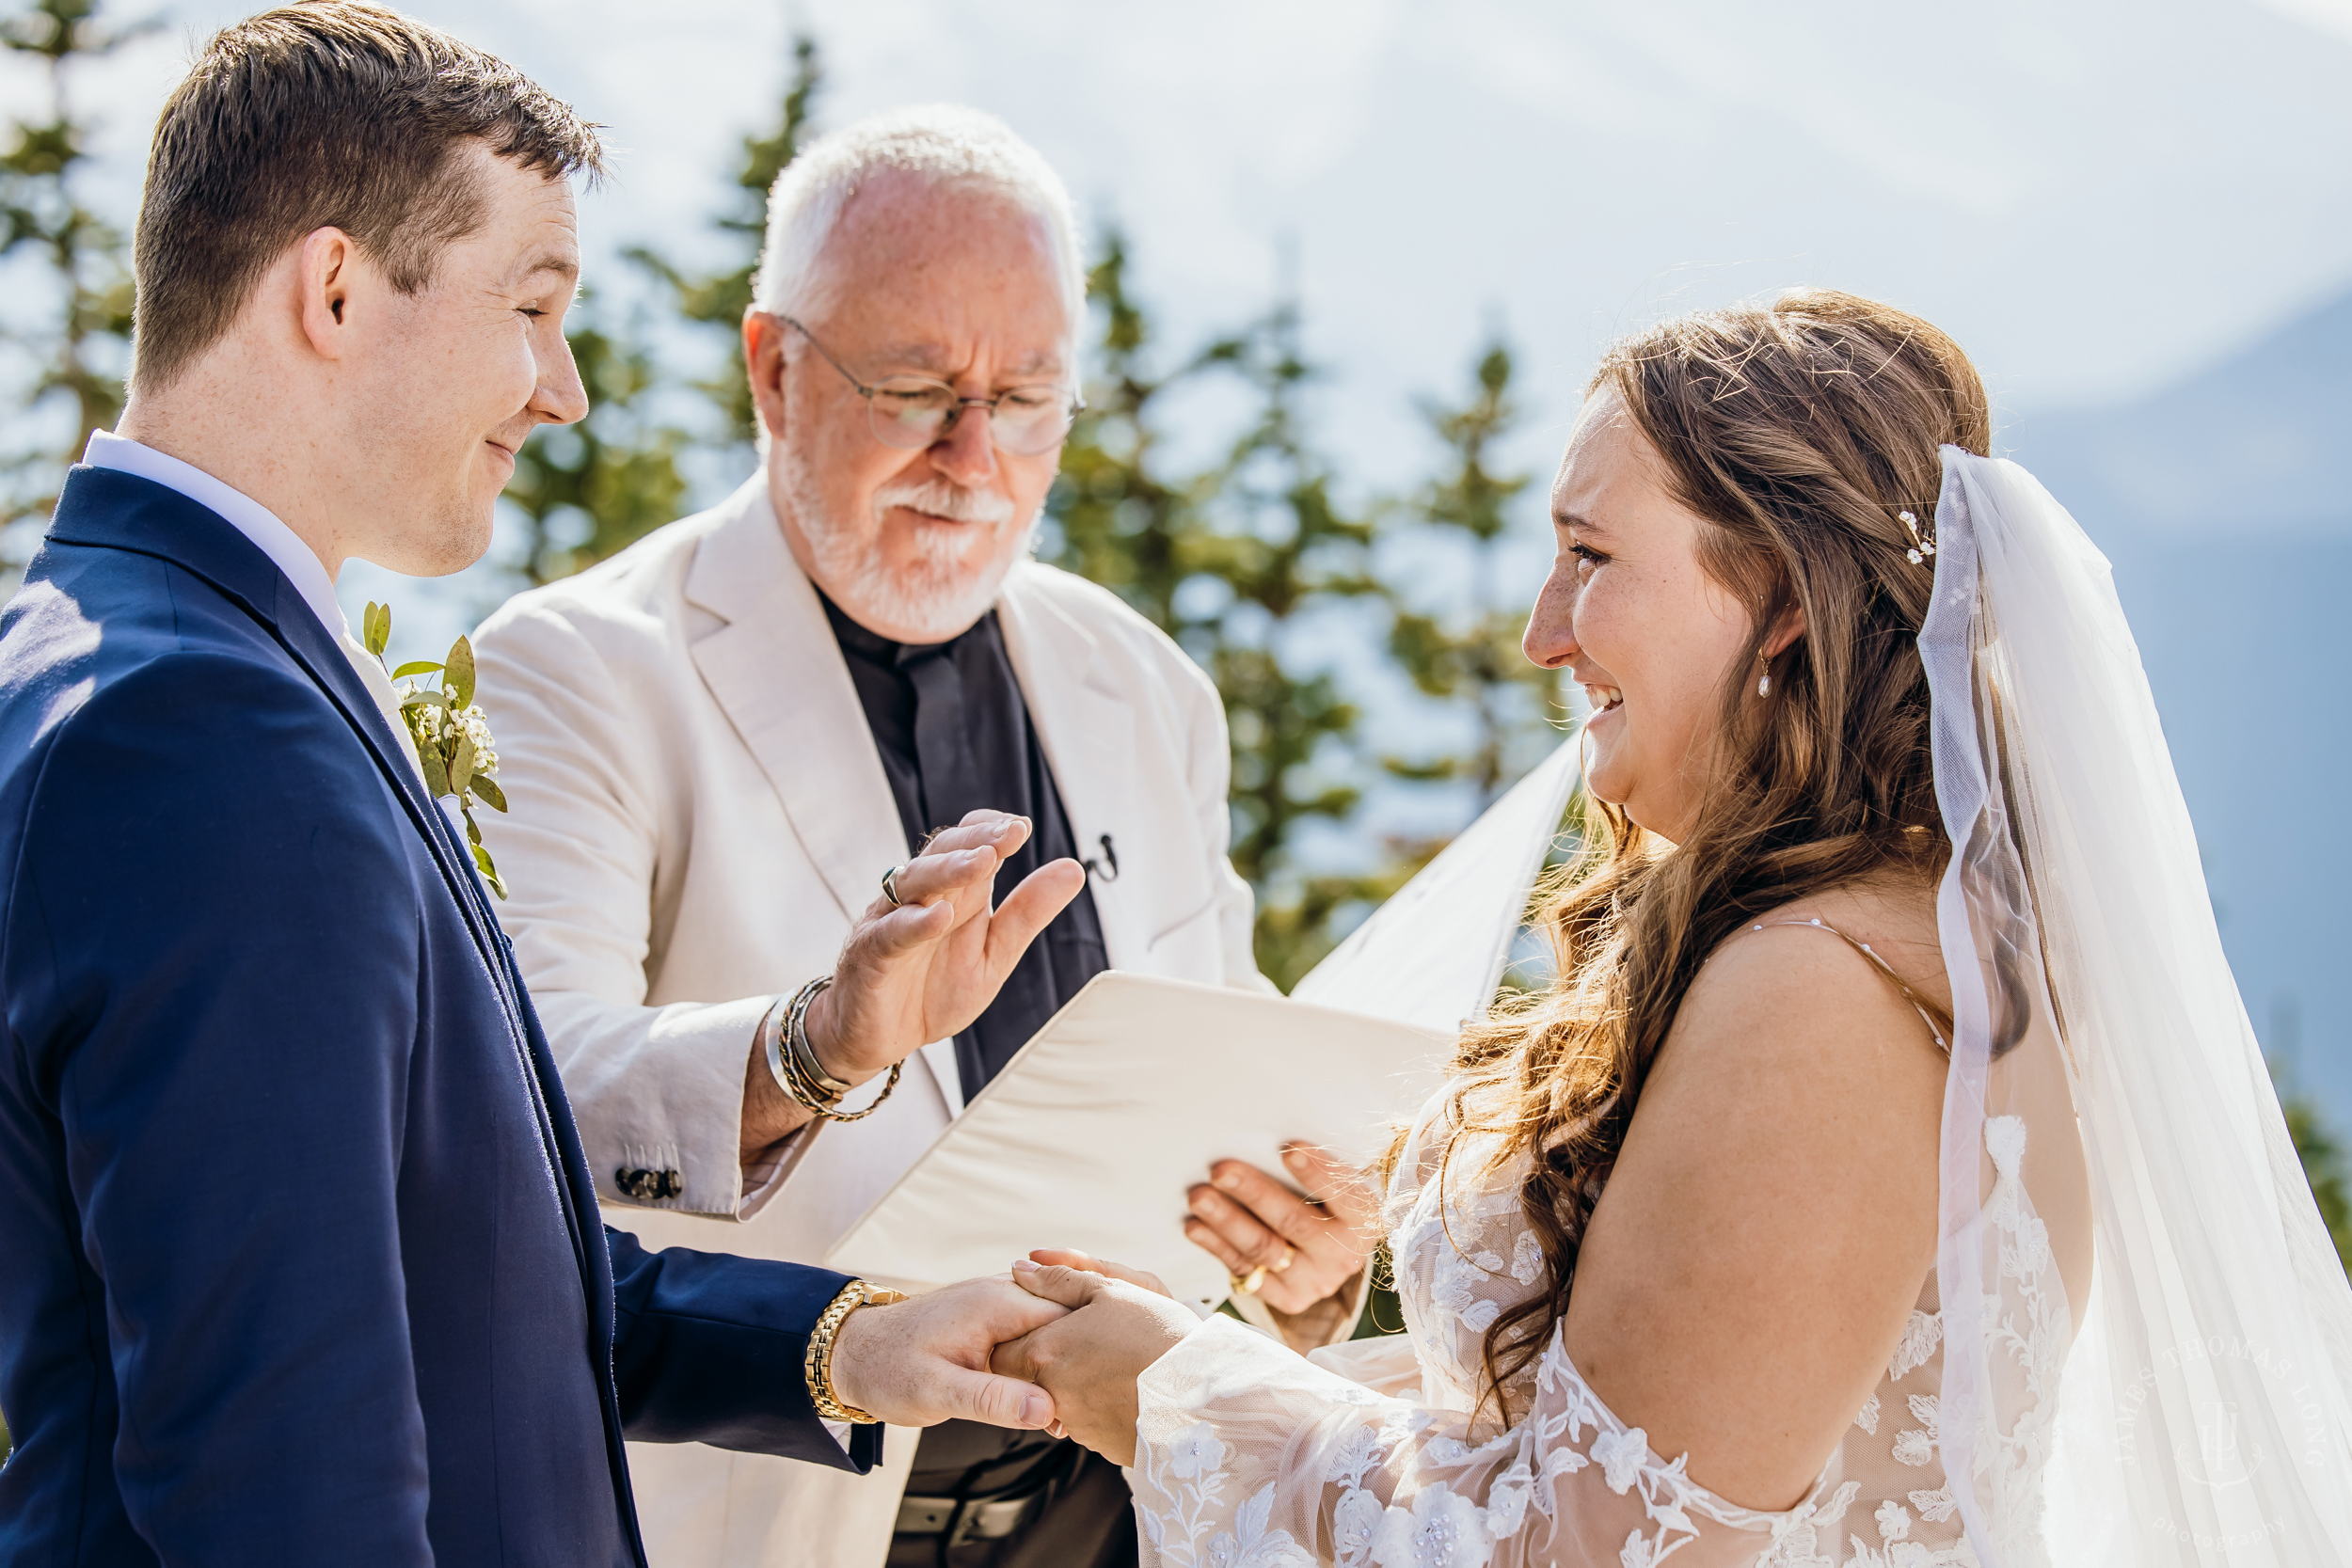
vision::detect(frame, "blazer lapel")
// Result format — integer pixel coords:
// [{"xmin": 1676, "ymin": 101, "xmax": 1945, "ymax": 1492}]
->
[
  {"xmin": 45, "ymin": 468, "xmax": 522, "ymax": 1019},
  {"xmin": 683, "ymin": 478, "xmax": 909, "ymax": 924},
  {"xmin": 995, "ymin": 565, "xmax": 1147, "ymax": 968}
]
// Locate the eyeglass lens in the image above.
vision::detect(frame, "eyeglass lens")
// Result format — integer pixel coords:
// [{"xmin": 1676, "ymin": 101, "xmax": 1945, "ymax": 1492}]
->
[{"xmin": 869, "ymin": 379, "xmax": 1073, "ymax": 457}]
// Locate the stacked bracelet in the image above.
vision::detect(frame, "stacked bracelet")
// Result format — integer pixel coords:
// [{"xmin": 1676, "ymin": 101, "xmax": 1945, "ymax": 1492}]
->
[
  {"xmin": 764, "ymin": 976, "xmax": 904, "ymax": 1123},
  {"xmin": 805, "ymin": 1277, "xmax": 908, "ymax": 1423}
]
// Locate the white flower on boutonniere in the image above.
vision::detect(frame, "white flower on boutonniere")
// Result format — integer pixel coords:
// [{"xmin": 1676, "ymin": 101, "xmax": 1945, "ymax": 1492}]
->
[{"xmin": 360, "ymin": 601, "xmax": 511, "ymax": 898}]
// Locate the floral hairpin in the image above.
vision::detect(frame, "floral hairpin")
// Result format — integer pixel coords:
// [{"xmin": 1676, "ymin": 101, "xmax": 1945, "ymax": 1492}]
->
[{"xmin": 1899, "ymin": 510, "xmax": 1937, "ymax": 566}]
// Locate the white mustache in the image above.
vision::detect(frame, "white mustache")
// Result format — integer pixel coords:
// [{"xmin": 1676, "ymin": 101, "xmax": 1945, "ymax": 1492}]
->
[{"xmin": 873, "ymin": 477, "xmax": 1015, "ymax": 527}]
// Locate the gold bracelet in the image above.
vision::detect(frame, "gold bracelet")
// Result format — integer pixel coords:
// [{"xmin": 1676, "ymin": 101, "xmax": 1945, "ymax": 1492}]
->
[
  {"xmin": 805, "ymin": 1278, "xmax": 908, "ymax": 1423},
  {"xmin": 765, "ymin": 978, "xmax": 905, "ymax": 1123},
  {"xmin": 765, "ymin": 978, "xmax": 843, "ymax": 1115}
]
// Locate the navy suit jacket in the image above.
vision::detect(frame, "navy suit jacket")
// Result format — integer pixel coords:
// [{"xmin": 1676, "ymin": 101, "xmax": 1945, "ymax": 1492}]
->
[{"xmin": 0, "ymin": 468, "xmax": 879, "ymax": 1566}]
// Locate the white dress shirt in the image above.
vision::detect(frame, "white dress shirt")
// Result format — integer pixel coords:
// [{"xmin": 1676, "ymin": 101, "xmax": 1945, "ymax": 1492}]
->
[{"xmin": 80, "ymin": 431, "xmax": 414, "ymax": 747}]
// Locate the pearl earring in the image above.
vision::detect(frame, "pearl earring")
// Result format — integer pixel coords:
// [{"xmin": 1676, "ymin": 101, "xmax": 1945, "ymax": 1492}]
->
[{"xmin": 1756, "ymin": 652, "xmax": 1772, "ymax": 698}]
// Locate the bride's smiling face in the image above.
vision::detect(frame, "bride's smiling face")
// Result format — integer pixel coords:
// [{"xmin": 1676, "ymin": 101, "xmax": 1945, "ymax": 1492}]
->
[{"xmin": 1523, "ymin": 388, "xmax": 1769, "ymax": 842}]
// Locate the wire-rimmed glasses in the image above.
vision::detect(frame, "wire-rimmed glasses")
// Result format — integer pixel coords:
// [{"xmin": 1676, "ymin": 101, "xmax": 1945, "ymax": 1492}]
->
[{"xmin": 779, "ymin": 315, "xmax": 1081, "ymax": 457}]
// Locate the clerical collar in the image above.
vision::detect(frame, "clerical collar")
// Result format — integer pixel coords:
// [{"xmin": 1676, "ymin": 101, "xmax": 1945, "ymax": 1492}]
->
[{"xmin": 814, "ymin": 590, "xmax": 994, "ymax": 669}]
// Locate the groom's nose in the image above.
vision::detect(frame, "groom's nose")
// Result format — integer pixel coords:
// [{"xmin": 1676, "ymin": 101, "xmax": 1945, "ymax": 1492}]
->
[{"xmin": 531, "ymin": 332, "xmax": 591, "ymax": 429}]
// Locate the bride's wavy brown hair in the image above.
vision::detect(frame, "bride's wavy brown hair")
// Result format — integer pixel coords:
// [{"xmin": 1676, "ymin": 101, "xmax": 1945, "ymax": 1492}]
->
[{"xmin": 1440, "ymin": 289, "xmax": 1989, "ymax": 1422}]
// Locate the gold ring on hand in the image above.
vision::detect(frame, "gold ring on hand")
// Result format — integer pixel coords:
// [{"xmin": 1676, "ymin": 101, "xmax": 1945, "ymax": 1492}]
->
[
  {"xmin": 881, "ymin": 864, "xmax": 906, "ymax": 907},
  {"xmin": 1272, "ymin": 1244, "xmax": 1296, "ymax": 1273},
  {"xmin": 1232, "ymin": 1265, "xmax": 1268, "ymax": 1297}
]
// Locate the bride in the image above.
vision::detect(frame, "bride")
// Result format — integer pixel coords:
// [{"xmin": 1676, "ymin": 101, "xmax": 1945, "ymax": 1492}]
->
[{"xmin": 990, "ymin": 290, "xmax": 2352, "ymax": 1566}]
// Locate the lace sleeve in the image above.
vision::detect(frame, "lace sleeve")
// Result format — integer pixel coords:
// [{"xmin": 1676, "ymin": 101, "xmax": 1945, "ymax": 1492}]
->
[{"xmin": 1132, "ymin": 1315, "xmax": 1857, "ymax": 1568}]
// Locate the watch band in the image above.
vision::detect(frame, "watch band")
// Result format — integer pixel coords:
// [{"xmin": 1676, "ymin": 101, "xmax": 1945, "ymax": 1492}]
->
[{"xmin": 805, "ymin": 1278, "xmax": 909, "ymax": 1424}]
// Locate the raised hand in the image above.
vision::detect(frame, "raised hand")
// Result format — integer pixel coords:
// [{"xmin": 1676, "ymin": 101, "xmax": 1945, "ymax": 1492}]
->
[
  {"xmin": 826, "ymin": 1275, "xmax": 1070, "ymax": 1431},
  {"xmin": 1183, "ymin": 1143, "xmax": 1380, "ymax": 1342},
  {"xmin": 741, "ymin": 811, "xmax": 1084, "ymax": 1157},
  {"xmin": 808, "ymin": 810, "xmax": 1085, "ymax": 1081}
]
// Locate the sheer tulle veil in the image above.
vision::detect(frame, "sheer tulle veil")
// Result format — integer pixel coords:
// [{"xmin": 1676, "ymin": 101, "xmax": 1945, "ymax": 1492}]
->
[{"xmin": 1923, "ymin": 447, "xmax": 2352, "ymax": 1565}]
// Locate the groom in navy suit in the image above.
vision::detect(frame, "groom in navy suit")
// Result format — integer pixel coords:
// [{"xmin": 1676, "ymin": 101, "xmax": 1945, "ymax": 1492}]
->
[{"xmin": 0, "ymin": 6, "xmax": 1085, "ymax": 1564}]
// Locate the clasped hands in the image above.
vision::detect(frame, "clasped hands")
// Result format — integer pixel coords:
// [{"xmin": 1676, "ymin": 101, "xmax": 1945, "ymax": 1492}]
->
[
  {"xmin": 981, "ymin": 1138, "xmax": 1381, "ymax": 1466},
  {"xmin": 817, "ymin": 1145, "xmax": 1379, "ymax": 1459}
]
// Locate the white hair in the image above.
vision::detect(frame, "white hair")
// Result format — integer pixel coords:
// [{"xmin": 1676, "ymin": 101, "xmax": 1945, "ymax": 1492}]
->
[{"xmin": 750, "ymin": 104, "xmax": 1085, "ymax": 353}]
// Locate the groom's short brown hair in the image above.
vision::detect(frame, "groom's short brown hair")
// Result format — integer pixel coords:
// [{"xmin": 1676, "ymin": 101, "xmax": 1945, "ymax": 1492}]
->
[{"xmin": 131, "ymin": 0, "xmax": 603, "ymax": 391}]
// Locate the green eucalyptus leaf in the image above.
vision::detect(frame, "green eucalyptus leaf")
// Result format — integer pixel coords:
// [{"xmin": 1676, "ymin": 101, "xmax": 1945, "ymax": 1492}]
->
[
  {"xmin": 444, "ymin": 637, "xmax": 476, "ymax": 709},
  {"xmin": 402, "ymin": 688, "xmax": 450, "ymax": 711},
  {"xmin": 391, "ymin": 660, "xmax": 444, "ymax": 680},
  {"xmin": 449, "ymin": 732, "xmax": 475, "ymax": 798},
  {"xmin": 419, "ymin": 739, "xmax": 451, "ymax": 799},
  {"xmin": 471, "ymin": 840, "xmax": 508, "ymax": 899},
  {"xmin": 464, "ymin": 809, "xmax": 483, "ymax": 846},
  {"xmin": 469, "ymin": 774, "xmax": 508, "ymax": 813},
  {"xmin": 364, "ymin": 602, "xmax": 390, "ymax": 658}
]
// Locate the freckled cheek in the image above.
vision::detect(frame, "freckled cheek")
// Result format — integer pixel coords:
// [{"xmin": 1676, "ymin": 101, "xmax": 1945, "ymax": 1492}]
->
[{"xmin": 1567, "ymin": 578, "xmax": 1631, "ymax": 680}]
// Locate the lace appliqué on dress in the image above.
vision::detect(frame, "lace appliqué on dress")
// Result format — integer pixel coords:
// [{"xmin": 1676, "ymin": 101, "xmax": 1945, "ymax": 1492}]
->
[{"xmin": 1131, "ymin": 1103, "xmax": 2067, "ymax": 1567}]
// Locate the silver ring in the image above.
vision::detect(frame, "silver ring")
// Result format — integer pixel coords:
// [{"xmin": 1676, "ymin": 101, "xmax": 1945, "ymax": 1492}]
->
[{"xmin": 881, "ymin": 864, "xmax": 905, "ymax": 907}]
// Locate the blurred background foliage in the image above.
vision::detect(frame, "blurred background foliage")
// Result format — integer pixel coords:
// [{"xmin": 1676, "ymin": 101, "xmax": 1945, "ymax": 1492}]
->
[{"xmin": 3, "ymin": 1, "xmax": 2348, "ymax": 1459}]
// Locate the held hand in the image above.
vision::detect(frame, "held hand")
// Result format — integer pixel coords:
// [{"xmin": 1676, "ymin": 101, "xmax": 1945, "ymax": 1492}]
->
[
  {"xmin": 1025, "ymin": 1248, "xmax": 1173, "ymax": 1298},
  {"xmin": 1184, "ymin": 1144, "xmax": 1380, "ymax": 1317},
  {"xmin": 827, "ymin": 1275, "xmax": 1068, "ymax": 1431},
  {"xmin": 810, "ymin": 811, "xmax": 1085, "ymax": 1082},
  {"xmin": 993, "ymin": 1260, "xmax": 1200, "ymax": 1465}
]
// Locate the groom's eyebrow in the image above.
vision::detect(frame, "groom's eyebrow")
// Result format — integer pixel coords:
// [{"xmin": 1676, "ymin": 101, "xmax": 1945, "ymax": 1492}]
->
[{"xmin": 511, "ymin": 250, "xmax": 580, "ymax": 288}]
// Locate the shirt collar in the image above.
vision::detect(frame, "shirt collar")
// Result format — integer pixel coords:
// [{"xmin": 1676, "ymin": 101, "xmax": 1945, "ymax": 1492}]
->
[
  {"xmin": 81, "ymin": 429, "xmax": 349, "ymax": 642},
  {"xmin": 816, "ymin": 586, "xmax": 997, "ymax": 671}
]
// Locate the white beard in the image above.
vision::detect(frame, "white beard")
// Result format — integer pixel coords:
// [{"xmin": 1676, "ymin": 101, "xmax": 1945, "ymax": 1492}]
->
[{"xmin": 777, "ymin": 453, "xmax": 1036, "ymax": 642}]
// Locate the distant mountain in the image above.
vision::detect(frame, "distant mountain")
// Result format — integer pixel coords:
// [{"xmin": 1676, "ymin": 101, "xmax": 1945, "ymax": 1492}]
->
[{"xmin": 2005, "ymin": 283, "xmax": 2352, "ymax": 1123}]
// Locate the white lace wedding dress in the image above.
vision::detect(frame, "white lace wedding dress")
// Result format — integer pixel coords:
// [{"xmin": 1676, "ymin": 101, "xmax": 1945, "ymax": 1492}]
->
[{"xmin": 1128, "ymin": 1078, "xmax": 2067, "ymax": 1568}]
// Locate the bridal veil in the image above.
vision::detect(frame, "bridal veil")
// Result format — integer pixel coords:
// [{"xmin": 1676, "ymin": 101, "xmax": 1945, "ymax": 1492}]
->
[{"xmin": 1923, "ymin": 447, "xmax": 2352, "ymax": 1565}]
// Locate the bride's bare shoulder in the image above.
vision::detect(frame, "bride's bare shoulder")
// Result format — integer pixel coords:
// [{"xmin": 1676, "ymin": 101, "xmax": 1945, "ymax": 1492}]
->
[
  {"xmin": 1684, "ymin": 871, "xmax": 1949, "ymax": 1044},
  {"xmin": 1563, "ymin": 874, "xmax": 1948, "ymax": 1508}
]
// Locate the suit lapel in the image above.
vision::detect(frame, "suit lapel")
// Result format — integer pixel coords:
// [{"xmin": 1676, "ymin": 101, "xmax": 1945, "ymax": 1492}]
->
[
  {"xmin": 995, "ymin": 566, "xmax": 1147, "ymax": 968},
  {"xmin": 683, "ymin": 479, "xmax": 909, "ymax": 924},
  {"xmin": 47, "ymin": 468, "xmax": 523, "ymax": 1021}
]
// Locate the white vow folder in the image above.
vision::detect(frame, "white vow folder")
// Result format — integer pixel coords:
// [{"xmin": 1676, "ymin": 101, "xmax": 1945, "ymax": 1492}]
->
[{"xmin": 825, "ymin": 737, "xmax": 1583, "ymax": 1310}]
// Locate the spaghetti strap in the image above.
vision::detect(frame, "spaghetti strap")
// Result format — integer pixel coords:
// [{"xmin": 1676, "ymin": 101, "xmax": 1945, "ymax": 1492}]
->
[{"xmin": 1743, "ymin": 916, "xmax": 1950, "ymax": 1053}]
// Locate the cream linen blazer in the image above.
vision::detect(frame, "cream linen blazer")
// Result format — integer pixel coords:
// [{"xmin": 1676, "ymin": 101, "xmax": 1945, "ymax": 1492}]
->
[{"xmin": 469, "ymin": 474, "xmax": 1263, "ymax": 1568}]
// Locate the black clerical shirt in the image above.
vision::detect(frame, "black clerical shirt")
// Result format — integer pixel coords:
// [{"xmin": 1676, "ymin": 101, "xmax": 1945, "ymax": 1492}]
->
[{"xmin": 820, "ymin": 592, "xmax": 1110, "ymax": 1103}]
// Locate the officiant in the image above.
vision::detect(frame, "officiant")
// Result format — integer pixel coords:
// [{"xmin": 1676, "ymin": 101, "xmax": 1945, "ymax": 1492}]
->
[{"xmin": 470, "ymin": 107, "xmax": 1374, "ymax": 1568}]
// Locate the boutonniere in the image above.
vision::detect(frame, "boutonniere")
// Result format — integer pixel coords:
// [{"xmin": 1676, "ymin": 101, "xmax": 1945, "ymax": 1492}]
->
[{"xmin": 360, "ymin": 601, "xmax": 511, "ymax": 899}]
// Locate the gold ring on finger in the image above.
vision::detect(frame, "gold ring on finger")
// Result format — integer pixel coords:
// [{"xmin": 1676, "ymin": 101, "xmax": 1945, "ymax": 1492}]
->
[
  {"xmin": 881, "ymin": 864, "xmax": 906, "ymax": 907},
  {"xmin": 1232, "ymin": 1265, "xmax": 1267, "ymax": 1297},
  {"xmin": 1272, "ymin": 1244, "xmax": 1297, "ymax": 1274}
]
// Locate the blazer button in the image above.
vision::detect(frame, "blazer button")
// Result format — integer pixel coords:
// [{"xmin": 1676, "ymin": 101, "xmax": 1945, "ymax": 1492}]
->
[{"xmin": 615, "ymin": 1166, "xmax": 684, "ymax": 1202}]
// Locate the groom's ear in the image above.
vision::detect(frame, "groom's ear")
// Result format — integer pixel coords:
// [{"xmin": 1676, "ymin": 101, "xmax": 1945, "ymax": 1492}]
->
[{"xmin": 294, "ymin": 227, "xmax": 363, "ymax": 360}]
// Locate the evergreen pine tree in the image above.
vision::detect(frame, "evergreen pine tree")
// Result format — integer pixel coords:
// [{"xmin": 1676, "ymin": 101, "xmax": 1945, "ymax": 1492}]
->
[
  {"xmin": 516, "ymin": 35, "xmax": 821, "ymax": 588},
  {"xmin": 1049, "ymin": 241, "xmax": 1388, "ymax": 988},
  {"xmin": 1, "ymin": 0, "xmax": 149, "ymax": 588},
  {"xmin": 1384, "ymin": 339, "xmax": 1563, "ymax": 806},
  {"xmin": 628, "ymin": 33, "xmax": 822, "ymax": 458},
  {"xmin": 1043, "ymin": 228, "xmax": 1203, "ymax": 627}
]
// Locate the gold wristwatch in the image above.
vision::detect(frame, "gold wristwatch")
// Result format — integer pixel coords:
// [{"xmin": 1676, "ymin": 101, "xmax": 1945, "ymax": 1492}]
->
[{"xmin": 805, "ymin": 1278, "xmax": 909, "ymax": 1423}]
